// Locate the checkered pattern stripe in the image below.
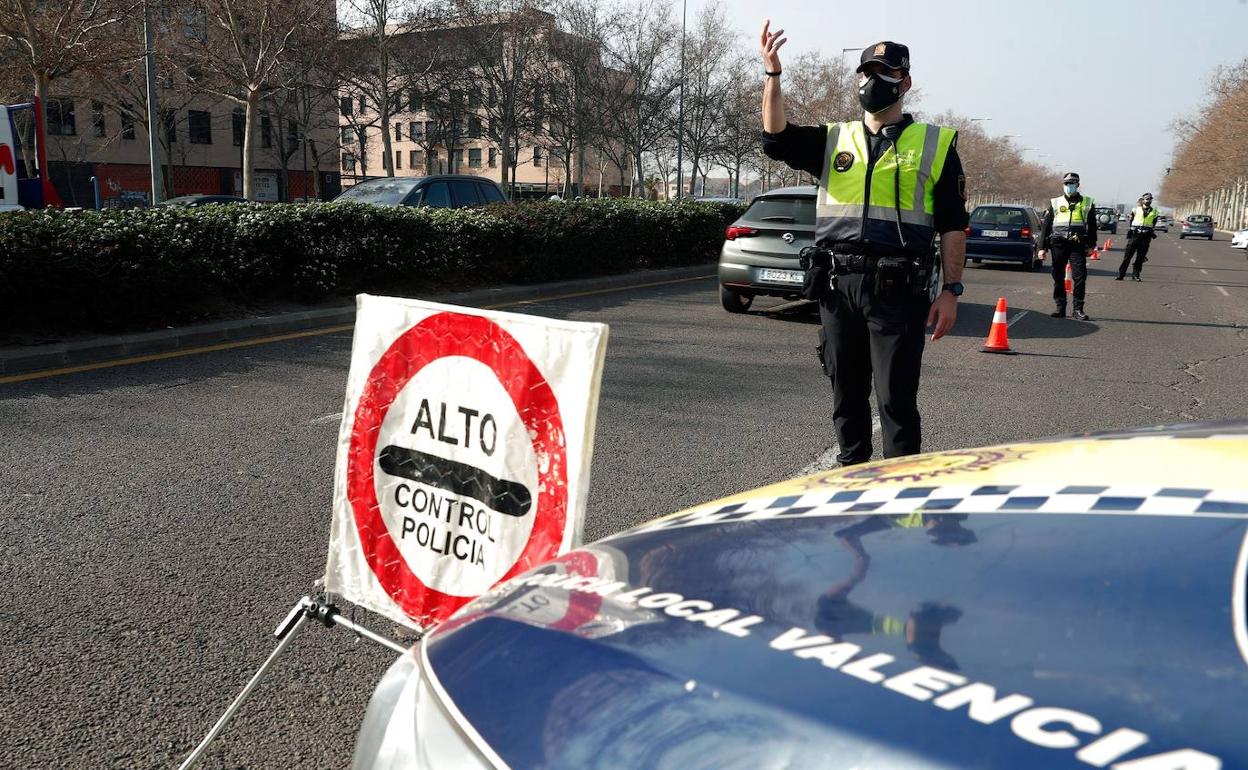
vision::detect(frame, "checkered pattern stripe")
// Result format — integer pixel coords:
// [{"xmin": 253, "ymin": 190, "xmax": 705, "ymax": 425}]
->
[{"xmin": 632, "ymin": 484, "xmax": 1248, "ymax": 534}]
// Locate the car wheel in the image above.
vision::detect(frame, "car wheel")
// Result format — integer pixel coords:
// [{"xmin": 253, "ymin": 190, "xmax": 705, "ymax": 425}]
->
[
  {"xmin": 1179, "ymin": 234, "xmax": 1185, "ymax": 239},
  {"xmin": 720, "ymin": 285, "xmax": 753, "ymax": 314}
]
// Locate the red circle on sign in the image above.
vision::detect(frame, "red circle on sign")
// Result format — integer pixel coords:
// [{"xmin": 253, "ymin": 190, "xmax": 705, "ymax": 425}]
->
[{"xmin": 346, "ymin": 311, "xmax": 568, "ymax": 625}]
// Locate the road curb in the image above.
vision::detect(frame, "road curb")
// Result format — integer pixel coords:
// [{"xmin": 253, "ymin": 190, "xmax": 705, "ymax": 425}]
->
[{"xmin": 0, "ymin": 264, "xmax": 716, "ymax": 378}]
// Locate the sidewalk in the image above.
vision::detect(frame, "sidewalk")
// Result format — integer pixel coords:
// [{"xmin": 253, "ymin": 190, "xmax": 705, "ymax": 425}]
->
[{"xmin": 0, "ymin": 265, "xmax": 716, "ymax": 379}]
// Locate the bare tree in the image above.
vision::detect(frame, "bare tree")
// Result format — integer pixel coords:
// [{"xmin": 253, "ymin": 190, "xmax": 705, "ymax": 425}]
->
[
  {"xmin": 181, "ymin": 0, "xmax": 323, "ymax": 198},
  {"xmin": 676, "ymin": 2, "xmax": 732, "ymax": 196},
  {"xmin": 0, "ymin": 0, "xmax": 132, "ymax": 126},
  {"xmin": 601, "ymin": 0, "xmax": 679, "ymax": 197},
  {"xmin": 713, "ymin": 56, "xmax": 759, "ymax": 198},
  {"xmin": 449, "ymin": 0, "xmax": 550, "ymax": 197}
]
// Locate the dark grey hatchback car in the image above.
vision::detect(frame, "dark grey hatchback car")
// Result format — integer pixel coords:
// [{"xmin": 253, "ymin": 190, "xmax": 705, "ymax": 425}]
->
[
  {"xmin": 333, "ymin": 174, "xmax": 507, "ymax": 208},
  {"xmin": 717, "ymin": 186, "xmax": 816, "ymax": 313}
]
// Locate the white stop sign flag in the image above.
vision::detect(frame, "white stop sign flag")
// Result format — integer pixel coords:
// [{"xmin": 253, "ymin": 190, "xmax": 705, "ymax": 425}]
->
[{"xmin": 324, "ymin": 295, "xmax": 608, "ymax": 631}]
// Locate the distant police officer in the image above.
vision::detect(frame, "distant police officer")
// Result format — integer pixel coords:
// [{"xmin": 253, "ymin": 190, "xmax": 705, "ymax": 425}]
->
[
  {"xmin": 759, "ymin": 22, "xmax": 968, "ymax": 465},
  {"xmin": 1117, "ymin": 193, "xmax": 1158, "ymax": 282},
  {"xmin": 1038, "ymin": 172, "xmax": 1098, "ymax": 320}
]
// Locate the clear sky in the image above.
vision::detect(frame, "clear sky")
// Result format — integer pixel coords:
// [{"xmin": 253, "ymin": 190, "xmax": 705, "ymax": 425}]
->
[{"xmin": 691, "ymin": 0, "xmax": 1248, "ymax": 208}]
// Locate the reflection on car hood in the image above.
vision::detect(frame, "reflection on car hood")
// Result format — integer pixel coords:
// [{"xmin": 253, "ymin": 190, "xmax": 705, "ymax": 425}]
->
[{"xmin": 422, "ymin": 423, "xmax": 1248, "ymax": 769}]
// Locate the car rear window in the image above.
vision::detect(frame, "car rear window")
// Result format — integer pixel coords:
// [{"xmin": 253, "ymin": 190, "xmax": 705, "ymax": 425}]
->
[
  {"xmin": 970, "ymin": 207, "xmax": 1029, "ymax": 227},
  {"xmin": 336, "ymin": 179, "xmax": 421, "ymax": 205},
  {"xmin": 1189, "ymin": 215, "xmax": 1211, "ymax": 223},
  {"xmin": 744, "ymin": 196, "xmax": 815, "ymax": 225}
]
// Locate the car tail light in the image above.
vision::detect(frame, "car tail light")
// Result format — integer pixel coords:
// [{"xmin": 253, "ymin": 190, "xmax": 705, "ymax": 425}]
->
[
  {"xmin": 724, "ymin": 225, "xmax": 759, "ymax": 240},
  {"xmin": 1020, "ymin": 227, "xmax": 1031, "ymax": 239},
  {"xmin": 964, "ymin": 226, "xmax": 972, "ymax": 236}
]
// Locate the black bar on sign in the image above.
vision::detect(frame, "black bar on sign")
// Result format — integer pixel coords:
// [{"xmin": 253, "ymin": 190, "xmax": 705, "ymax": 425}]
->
[{"xmin": 379, "ymin": 445, "xmax": 533, "ymax": 518}]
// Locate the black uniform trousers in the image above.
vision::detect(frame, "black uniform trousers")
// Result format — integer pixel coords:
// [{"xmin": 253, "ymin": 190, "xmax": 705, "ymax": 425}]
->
[
  {"xmin": 1049, "ymin": 243, "xmax": 1088, "ymax": 311},
  {"xmin": 818, "ymin": 271, "xmax": 930, "ymax": 465},
  {"xmin": 1119, "ymin": 232, "xmax": 1153, "ymax": 278}
]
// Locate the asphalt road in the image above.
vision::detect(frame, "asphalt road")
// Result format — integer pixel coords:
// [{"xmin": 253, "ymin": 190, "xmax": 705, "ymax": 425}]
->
[{"xmin": 2, "ymin": 230, "xmax": 1246, "ymax": 768}]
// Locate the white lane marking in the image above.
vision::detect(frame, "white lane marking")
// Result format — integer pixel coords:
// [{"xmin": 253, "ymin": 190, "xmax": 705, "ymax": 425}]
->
[
  {"xmin": 1234, "ymin": 527, "xmax": 1248, "ymax": 667},
  {"xmin": 1007, "ymin": 310, "xmax": 1030, "ymax": 328},
  {"xmin": 311, "ymin": 412, "xmax": 343, "ymax": 425},
  {"xmin": 800, "ymin": 414, "xmax": 883, "ymax": 475},
  {"xmin": 1201, "ymin": 269, "xmax": 1210, "ymax": 275},
  {"xmin": 1190, "ymin": 258, "xmax": 1197, "ymax": 263},
  {"xmin": 1217, "ymin": 286, "xmax": 1230, "ymax": 297}
]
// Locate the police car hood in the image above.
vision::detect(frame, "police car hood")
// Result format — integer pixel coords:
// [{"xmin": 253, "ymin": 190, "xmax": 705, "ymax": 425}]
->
[{"xmin": 422, "ymin": 424, "xmax": 1248, "ymax": 769}]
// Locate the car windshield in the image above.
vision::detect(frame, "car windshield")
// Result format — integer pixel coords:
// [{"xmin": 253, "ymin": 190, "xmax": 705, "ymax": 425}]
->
[
  {"xmin": 1189, "ymin": 215, "xmax": 1211, "ymax": 223},
  {"xmin": 970, "ymin": 207, "xmax": 1028, "ymax": 227},
  {"xmin": 744, "ymin": 196, "xmax": 815, "ymax": 225},
  {"xmin": 335, "ymin": 179, "xmax": 422, "ymax": 205}
]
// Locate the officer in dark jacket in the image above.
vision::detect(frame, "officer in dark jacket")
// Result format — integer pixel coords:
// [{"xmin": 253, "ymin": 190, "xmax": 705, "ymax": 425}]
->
[
  {"xmin": 759, "ymin": 22, "xmax": 968, "ymax": 465},
  {"xmin": 1038, "ymin": 172, "xmax": 1098, "ymax": 320},
  {"xmin": 1117, "ymin": 193, "xmax": 1158, "ymax": 282}
]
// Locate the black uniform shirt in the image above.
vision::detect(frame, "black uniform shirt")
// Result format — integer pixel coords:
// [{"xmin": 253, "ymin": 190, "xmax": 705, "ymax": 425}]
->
[
  {"xmin": 761, "ymin": 116, "xmax": 969, "ymax": 234},
  {"xmin": 1039, "ymin": 194, "xmax": 1098, "ymax": 247}
]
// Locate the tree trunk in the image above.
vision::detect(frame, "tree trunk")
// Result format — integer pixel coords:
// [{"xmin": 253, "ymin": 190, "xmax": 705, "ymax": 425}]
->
[{"xmin": 243, "ymin": 92, "xmax": 259, "ymax": 200}]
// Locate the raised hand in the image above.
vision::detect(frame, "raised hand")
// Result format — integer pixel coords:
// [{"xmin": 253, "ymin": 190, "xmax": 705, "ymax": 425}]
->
[{"xmin": 760, "ymin": 18, "xmax": 787, "ymax": 72}]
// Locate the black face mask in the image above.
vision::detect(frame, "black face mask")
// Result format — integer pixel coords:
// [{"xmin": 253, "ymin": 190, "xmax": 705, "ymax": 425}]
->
[{"xmin": 858, "ymin": 73, "xmax": 904, "ymax": 114}]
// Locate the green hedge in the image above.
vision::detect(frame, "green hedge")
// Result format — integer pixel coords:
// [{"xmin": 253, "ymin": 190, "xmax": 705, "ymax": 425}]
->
[{"xmin": 0, "ymin": 198, "xmax": 744, "ymax": 337}]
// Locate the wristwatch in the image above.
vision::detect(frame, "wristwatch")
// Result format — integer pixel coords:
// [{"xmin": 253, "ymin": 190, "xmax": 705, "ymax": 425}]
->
[{"xmin": 941, "ymin": 282, "xmax": 965, "ymax": 297}]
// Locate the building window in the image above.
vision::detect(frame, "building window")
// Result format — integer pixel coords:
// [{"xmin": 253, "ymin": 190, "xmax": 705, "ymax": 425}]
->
[
  {"xmin": 468, "ymin": 116, "xmax": 482, "ymax": 138},
  {"xmin": 120, "ymin": 106, "xmax": 135, "ymax": 140},
  {"xmin": 343, "ymin": 155, "xmax": 356, "ymax": 172},
  {"xmin": 533, "ymin": 146, "xmax": 543, "ymax": 167},
  {"xmin": 188, "ymin": 110, "xmax": 212, "ymax": 144},
  {"xmin": 409, "ymin": 90, "xmax": 422, "ymax": 112},
  {"xmin": 359, "ymin": 95, "xmax": 367, "ymax": 113},
  {"xmin": 410, "ymin": 149, "xmax": 422, "ymax": 169},
  {"xmin": 340, "ymin": 96, "xmax": 353, "ymax": 116},
  {"xmin": 468, "ymin": 88, "xmax": 482, "ymax": 109},
  {"xmin": 91, "ymin": 101, "xmax": 106, "ymax": 137},
  {"xmin": 429, "ymin": 149, "xmax": 439, "ymax": 172},
  {"xmin": 450, "ymin": 119, "xmax": 462, "ymax": 138},
  {"xmin": 488, "ymin": 147, "xmax": 497, "ymax": 168},
  {"xmin": 395, "ymin": 150, "xmax": 402, "ymax": 170},
  {"xmin": 341, "ymin": 126, "xmax": 352, "ymax": 144},
  {"xmin": 468, "ymin": 148, "xmax": 482, "ymax": 168},
  {"xmin": 47, "ymin": 99, "xmax": 76, "ymax": 136},
  {"xmin": 261, "ymin": 114, "xmax": 272, "ymax": 148},
  {"xmin": 409, "ymin": 121, "xmax": 421, "ymax": 139},
  {"xmin": 424, "ymin": 121, "xmax": 436, "ymax": 141},
  {"xmin": 163, "ymin": 109, "xmax": 177, "ymax": 144},
  {"xmin": 394, "ymin": 122, "xmax": 402, "ymax": 142},
  {"xmin": 231, "ymin": 109, "xmax": 244, "ymax": 146}
]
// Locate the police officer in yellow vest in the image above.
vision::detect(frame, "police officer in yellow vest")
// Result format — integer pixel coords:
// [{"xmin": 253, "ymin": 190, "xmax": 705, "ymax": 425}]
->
[
  {"xmin": 1117, "ymin": 193, "xmax": 1158, "ymax": 282},
  {"xmin": 1038, "ymin": 172, "xmax": 1098, "ymax": 320},
  {"xmin": 759, "ymin": 23, "xmax": 968, "ymax": 464}
]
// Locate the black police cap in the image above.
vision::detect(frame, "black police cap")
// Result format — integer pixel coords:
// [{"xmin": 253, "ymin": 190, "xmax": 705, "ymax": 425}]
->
[
  {"xmin": 1062, "ymin": 172, "xmax": 1080, "ymax": 183},
  {"xmin": 857, "ymin": 41, "xmax": 911, "ymax": 74}
]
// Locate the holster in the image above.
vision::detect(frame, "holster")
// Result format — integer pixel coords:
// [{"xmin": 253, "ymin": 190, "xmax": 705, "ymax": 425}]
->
[{"xmin": 799, "ymin": 247, "xmax": 832, "ymax": 301}]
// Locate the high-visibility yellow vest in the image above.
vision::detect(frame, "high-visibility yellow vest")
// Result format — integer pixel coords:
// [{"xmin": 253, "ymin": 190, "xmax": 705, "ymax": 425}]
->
[
  {"xmin": 1130, "ymin": 206, "xmax": 1158, "ymax": 229},
  {"xmin": 1050, "ymin": 195, "xmax": 1095, "ymax": 236},
  {"xmin": 817, "ymin": 121, "xmax": 958, "ymax": 253}
]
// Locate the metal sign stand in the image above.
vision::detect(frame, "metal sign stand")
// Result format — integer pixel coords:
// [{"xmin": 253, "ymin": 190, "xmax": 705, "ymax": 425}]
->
[{"xmin": 178, "ymin": 595, "xmax": 416, "ymax": 770}]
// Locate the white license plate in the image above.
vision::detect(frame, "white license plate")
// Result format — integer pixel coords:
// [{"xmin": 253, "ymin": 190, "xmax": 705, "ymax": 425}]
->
[
  {"xmin": 758, "ymin": 268, "xmax": 805, "ymax": 284},
  {"xmin": 982, "ymin": 229, "xmax": 1009, "ymax": 238}
]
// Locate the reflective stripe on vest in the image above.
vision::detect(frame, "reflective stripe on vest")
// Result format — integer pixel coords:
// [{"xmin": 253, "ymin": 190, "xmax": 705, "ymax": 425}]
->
[
  {"xmin": 816, "ymin": 121, "xmax": 957, "ymax": 251},
  {"xmin": 1131, "ymin": 206, "xmax": 1158, "ymax": 228},
  {"xmin": 1050, "ymin": 195, "xmax": 1094, "ymax": 234}
]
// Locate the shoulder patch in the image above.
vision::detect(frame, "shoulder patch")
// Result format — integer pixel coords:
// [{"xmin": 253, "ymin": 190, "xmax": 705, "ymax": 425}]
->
[{"xmin": 834, "ymin": 151, "xmax": 855, "ymax": 173}]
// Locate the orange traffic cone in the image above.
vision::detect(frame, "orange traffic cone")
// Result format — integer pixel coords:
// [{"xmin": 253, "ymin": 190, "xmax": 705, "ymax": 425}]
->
[
  {"xmin": 981, "ymin": 297, "xmax": 1016, "ymax": 355},
  {"xmin": 1065, "ymin": 262, "xmax": 1074, "ymax": 294},
  {"xmin": 1090, "ymin": 248, "xmax": 1100, "ymax": 261}
]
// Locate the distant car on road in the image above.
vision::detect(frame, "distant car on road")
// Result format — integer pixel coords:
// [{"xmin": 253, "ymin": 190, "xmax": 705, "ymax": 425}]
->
[
  {"xmin": 1094, "ymin": 207, "xmax": 1118, "ymax": 235},
  {"xmin": 717, "ymin": 186, "xmax": 815, "ymax": 313},
  {"xmin": 964, "ymin": 204, "xmax": 1042, "ymax": 270},
  {"xmin": 158, "ymin": 194, "xmax": 249, "ymax": 208},
  {"xmin": 1231, "ymin": 228, "xmax": 1248, "ymax": 250},
  {"xmin": 333, "ymin": 175, "xmax": 506, "ymax": 208},
  {"xmin": 1180, "ymin": 214, "xmax": 1215, "ymax": 240},
  {"xmin": 693, "ymin": 196, "xmax": 746, "ymax": 205},
  {"xmin": 1155, "ymin": 217, "xmax": 1170, "ymax": 233}
]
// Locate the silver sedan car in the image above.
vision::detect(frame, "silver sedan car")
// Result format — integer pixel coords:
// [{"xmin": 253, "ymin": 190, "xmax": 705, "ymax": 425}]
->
[
  {"xmin": 1180, "ymin": 214, "xmax": 1215, "ymax": 239},
  {"xmin": 717, "ymin": 186, "xmax": 816, "ymax": 313}
]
